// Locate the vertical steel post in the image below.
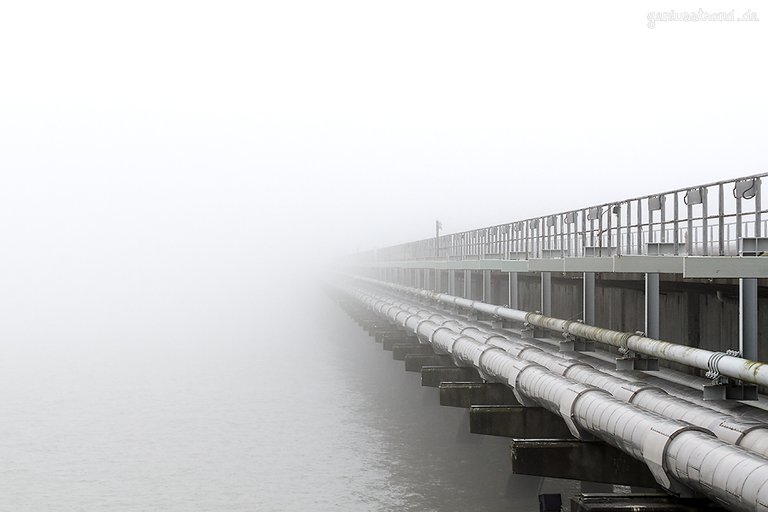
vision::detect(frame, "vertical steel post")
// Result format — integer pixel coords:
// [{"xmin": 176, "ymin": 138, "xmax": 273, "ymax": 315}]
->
[
  {"xmin": 645, "ymin": 273, "xmax": 660, "ymax": 339},
  {"xmin": 508, "ymin": 272, "xmax": 519, "ymax": 309},
  {"xmin": 718, "ymin": 183, "xmax": 725, "ymax": 255},
  {"xmin": 637, "ymin": 199, "xmax": 643, "ymax": 254},
  {"xmin": 702, "ymin": 188, "xmax": 709, "ymax": 256},
  {"xmin": 541, "ymin": 272, "xmax": 552, "ymax": 317},
  {"xmin": 756, "ymin": 178, "xmax": 763, "ymax": 237},
  {"xmin": 673, "ymin": 192, "xmax": 679, "ymax": 254},
  {"xmin": 583, "ymin": 272, "xmax": 595, "ymax": 326},
  {"xmin": 740, "ymin": 278, "xmax": 758, "ymax": 361},
  {"xmin": 465, "ymin": 269, "xmax": 471, "ymax": 299},
  {"xmin": 687, "ymin": 200, "xmax": 694, "ymax": 255}
]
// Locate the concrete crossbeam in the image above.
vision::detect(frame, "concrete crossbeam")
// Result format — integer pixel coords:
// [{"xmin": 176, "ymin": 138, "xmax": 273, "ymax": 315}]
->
[
  {"xmin": 510, "ymin": 439, "xmax": 658, "ymax": 488},
  {"xmin": 420, "ymin": 366, "xmax": 482, "ymax": 387},
  {"xmin": 469, "ymin": 405, "xmax": 574, "ymax": 439},
  {"xmin": 438, "ymin": 382, "xmax": 520, "ymax": 408},
  {"xmin": 392, "ymin": 344, "xmax": 433, "ymax": 361},
  {"xmin": 571, "ymin": 493, "xmax": 727, "ymax": 511},
  {"xmin": 382, "ymin": 338, "xmax": 418, "ymax": 351},
  {"xmin": 404, "ymin": 354, "xmax": 454, "ymax": 372}
]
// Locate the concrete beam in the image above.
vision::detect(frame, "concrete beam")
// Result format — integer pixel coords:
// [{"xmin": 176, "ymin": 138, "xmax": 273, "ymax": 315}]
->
[
  {"xmin": 684, "ymin": 256, "xmax": 768, "ymax": 278},
  {"xmin": 404, "ymin": 354, "xmax": 454, "ymax": 372},
  {"xmin": 469, "ymin": 405, "xmax": 574, "ymax": 439},
  {"xmin": 439, "ymin": 382, "xmax": 520, "ymax": 408},
  {"xmin": 421, "ymin": 366, "xmax": 482, "ymax": 387},
  {"xmin": 510, "ymin": 439, "xmax": 658, "ymax": 488},
  {"xmin": 563, "ymin": 257, "xmax": 614, "ymax": 272},
  {"xmin": 392, "ymin": 344, "xmax": 433, "ymax": 361},
  {"xmin": 498, "ymin": 260, "xmax": 529, "ymax": 272},
  {"xmin": 382, "ymin": 337, "xmax": 418, "ymax": 351},
  {"xmin": 374, "ymin": 330, "xmax": 408, "ymax": 344},
  {"xmin": 528, "ymin": 259, "xmax": 565, "ymax": 272},
  {"xmin": 612, "ymin": 255, "xmax": 684, "ymax": 273},
  {"xmin": 571, "ymin": 494, "xmax": 727, "ymax": 511}
]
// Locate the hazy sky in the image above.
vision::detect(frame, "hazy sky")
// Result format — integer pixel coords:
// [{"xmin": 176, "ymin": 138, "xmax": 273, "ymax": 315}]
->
[{"xmin": 0, "ymin": 1, "xmax": 765, "ymax": 343}]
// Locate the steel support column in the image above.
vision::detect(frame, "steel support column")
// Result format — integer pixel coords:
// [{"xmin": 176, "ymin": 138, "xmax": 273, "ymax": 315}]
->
[
  {"xmin": 740, "ymin": 278, "xmax": 758, "ymax": 361},
  {"xmin": 583, "ymin": 272, "xmax": 595, "ymax": 325},
  {"xmin": 508, "ymin": 272, "xmax": 518, "ymax": 309},
  {"xmin": 645, "ymin": 273, "xmax": 660, "ymax": 339},
  {"xmin": 464, "ymin": 269, "xmax": 471, "ymax": 299},
  {"xmin": 541, "ymin": 272, "xmax": 552, "ymax": 316},
  {"xmin": 483, "ymin": 270, "xmax": 491, "ymax": 302}
]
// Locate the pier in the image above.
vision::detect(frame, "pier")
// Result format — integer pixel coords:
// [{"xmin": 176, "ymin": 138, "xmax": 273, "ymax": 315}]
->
[{"xmin": 334, "ymin": 173, "xmax": 767, "ymax": 511}]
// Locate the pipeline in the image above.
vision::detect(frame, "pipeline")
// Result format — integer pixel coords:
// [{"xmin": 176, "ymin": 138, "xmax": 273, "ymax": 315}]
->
[
  {"xmin": 380, "ymin": 288, "xmax": 768, "ymax": 422},
  {"xmin": 343, "ymin": 283, "xmax": 768, "ymax": 511},
  {"xmin": 351, "ymin": 275, "xmax": 768, "ymax": 390},
  {"xmin": 366, "ymin": 288, "xmax": 768, "ymax": 457}
]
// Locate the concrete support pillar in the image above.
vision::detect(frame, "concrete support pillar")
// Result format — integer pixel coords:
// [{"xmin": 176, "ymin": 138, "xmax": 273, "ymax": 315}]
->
[
  {"xmin": 448, "ymin": 269, "xmax": 456, "ymax": 295},
  {"xmin": 740, "ymin": 278, "xmax": 758, "ymax": 360},
  {"xmin": 583, "ymin": 272, "xmax": 595, "ymax": 325},
  {"xmin": 541, "ymin": 272, "xmax": 552, "ymax": 316},
  {"xmin": 508, "ymin": 272, "xmax": 519, "ymax": 309},
  {"xmin": 435, "ymin": 269, "xmax": 442, "ymax": 293},
  {"xmin": 645, "ymin": 273, "xmax": 660, "ymax": 339}
]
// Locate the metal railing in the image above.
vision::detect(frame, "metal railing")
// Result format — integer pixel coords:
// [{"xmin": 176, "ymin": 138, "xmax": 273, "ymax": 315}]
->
[{"xmin": 366, "ymin": 173, "xmax": 766, "ymax": 262}]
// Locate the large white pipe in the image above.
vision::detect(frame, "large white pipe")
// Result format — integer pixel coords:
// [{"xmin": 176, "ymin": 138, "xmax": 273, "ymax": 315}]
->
[
  {"xmin": 367, "ymin": 290, "xmax": 768, "ymax": 457},
  {"xmin": 344, "ymin": 285, "xmax": 768, "ymax": 511}
]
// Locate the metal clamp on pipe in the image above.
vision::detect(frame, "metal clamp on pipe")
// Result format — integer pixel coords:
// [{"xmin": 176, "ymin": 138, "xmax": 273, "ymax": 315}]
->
[
  {"xmin": 428, "ymin": 326, "xmax": 452, "ymax": 345},
  {"xmin": 414, "ymin": 319, "xmax": 432, "ymax": 342},
  {"xmin": 641, "ymin": 422, "xmax": 712, "ymax": 493},
  {"xmin": 506, "ymin": 359, "xmax": 540, "ymax": 407},
  {"xmin": 557, "ymin": 385, "xmax": 605, "ymax": 440},
  {"xmin": 400, "ymin": 313, "xmax": 419, "ymax": 328}
]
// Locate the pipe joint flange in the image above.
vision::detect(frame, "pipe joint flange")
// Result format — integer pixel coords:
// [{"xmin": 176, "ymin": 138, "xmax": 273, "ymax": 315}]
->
[
  {"xmin": 428, "ymin": 326, "xmax": 452, "ymax": 345},
  {"xmin": 557, "ymin": 386, "xmax": 608, "ymax": 440},
  {"xmin": 641, "ymin": 422, "xmax": 712, "ymax": 492},
  {"xmin": 384, "ymin": 304, "xmax": 399, "ymax": 318},
  {"xmin": 459, "ymin": 325, "xmax": 480, "ymax": 335},
  {"xmin": 401, "ymin": 313, "xmax": 419, "ymax": 328},
  {"xmin": 712, "ymin": 420, "xmax": 768, "ymax": 445},
  {"xmin": 484, "ymin": 334, "xmax": 510, "ymax": 346},
  {"xmin": 477, "ymin": 345, "xmax": 506, "ymax": 378},
  {"xmin": 613, "ymin": 382, "xmax": 665, "ymax": 403},
  {"xmin": 414, "ymin": 319, "xmax": 432, "ymax": 342}
]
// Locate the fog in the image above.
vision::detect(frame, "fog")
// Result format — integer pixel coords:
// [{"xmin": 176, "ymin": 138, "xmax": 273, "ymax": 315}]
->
[{"xmin": 0, "ymin": 1, "xmax": 765, "ymax": 510}]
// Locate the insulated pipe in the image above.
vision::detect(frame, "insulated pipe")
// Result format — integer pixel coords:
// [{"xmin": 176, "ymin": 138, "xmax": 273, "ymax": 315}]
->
[
  {"xmin": 393, "ymin": 291, "xmax": 768, "ymax": 422},
  {"xmin": 352, "ymin": 275, "xmax": 768, "ymax": 389},
  {"xmin": 346, "ymin": 285, "xmax": 768, "ymax": 511},
  {"xmin": 369, "ymin": 289, "xmax": 768, "ymax": 457}
]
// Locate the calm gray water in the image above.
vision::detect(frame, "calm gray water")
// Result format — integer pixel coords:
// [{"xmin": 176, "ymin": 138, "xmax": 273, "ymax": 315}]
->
[{"xmin": 0, "ymin": 286, "xmax": 550, "ymax": 511}]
